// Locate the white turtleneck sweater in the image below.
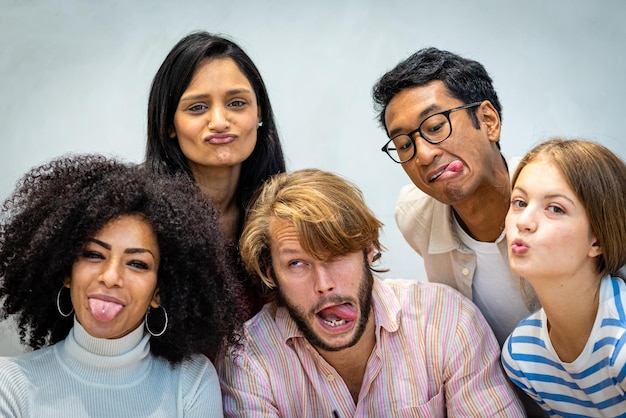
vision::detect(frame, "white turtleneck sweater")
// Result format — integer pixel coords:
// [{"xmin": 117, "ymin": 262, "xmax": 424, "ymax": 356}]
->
[{"xmin": 0, "ymin": 319, "xmax": 223, "ymax": 417}]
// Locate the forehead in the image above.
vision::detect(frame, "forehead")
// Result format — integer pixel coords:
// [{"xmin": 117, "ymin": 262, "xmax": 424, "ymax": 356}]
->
[
  {"xmin": 516, "ymin": 159, "xmax": 572, "ymax": 194},
  {"xmin": 269, "ymin": 219, "xmax": 303, "ymax": 254},
  {"xmin": 384, "ymin": 80, "xmax": 459, "ymax": 136},
  {"xmin": 95, "ymin": 215, "xmax": 158, "ymax": 248},
  {"xmin": 187, "ymin": 57, "xmax": 253, "ymax": 92}
]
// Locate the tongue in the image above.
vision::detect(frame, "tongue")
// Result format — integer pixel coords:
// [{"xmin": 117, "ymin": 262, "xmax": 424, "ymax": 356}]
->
[
  {"xmin": 88, "ymin": 298, "xmax": 123, "ymax": 322},
  {"xmin": 446, "ymin": 161, "xmax": 463, "ymax": 173},
  {"xmin": 318, "ymin": 303, "xmax": 357, "ymax": 322}
]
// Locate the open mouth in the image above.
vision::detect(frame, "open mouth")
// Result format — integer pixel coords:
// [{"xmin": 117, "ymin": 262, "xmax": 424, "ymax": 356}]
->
[
  {"xmin": 88, "ymin": 297, "xmax": 124, "ymax": 322},
  {"xmin": 429, "ymin": 166, "xmax": 447, "ymax": 182},
  {"xmin": 316, "ymin": 303, "xmax": 357, "ymax": 329},
  {"xmin": 429, "ymin": 161, "xmax": 463, "ymax": 182}
]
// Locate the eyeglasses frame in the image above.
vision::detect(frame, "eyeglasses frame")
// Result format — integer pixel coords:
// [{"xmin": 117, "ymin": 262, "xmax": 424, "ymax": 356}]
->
[{"xmin": 381, "ymin": 101, "xmax": 484, "ymax": 164}]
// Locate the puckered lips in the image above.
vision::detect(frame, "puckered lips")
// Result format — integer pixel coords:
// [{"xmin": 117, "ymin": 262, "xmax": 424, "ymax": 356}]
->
[
  {"xmin": 315, "ymin": 303, "xmax": 357, "ymax": 333},
  {"xmin": 510, "ymin": 238, "xmax": 530, "ymax": 255},
  {"xmin": 428, "ymin": 160, "xmax": 463, "ymax": 183},
  {"xmin": 205, "ymin": 133, "xmax": 236, "ymax": 145},
  {"xmin": 88, "ymin": 295, "xmax": 125, "ymax": 322}
]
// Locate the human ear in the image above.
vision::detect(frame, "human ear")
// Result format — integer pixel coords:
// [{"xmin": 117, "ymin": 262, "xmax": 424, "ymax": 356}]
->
[
  {"xmin": 589, "ymin": 240, "xmax": 603, "ymax": 258},
  {"xmin": 478, "ymin": 101, "xmax": 501, "ymax": 144},
  {"xmin": 150, "ymin": 288, "xmax": 161, "ymax": 309}
]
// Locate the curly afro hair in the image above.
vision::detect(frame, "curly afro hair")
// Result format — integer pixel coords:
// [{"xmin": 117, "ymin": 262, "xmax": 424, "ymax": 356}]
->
[{"xmin": 0, "ymin": 154, "xmax": 246, "ymax": 364}]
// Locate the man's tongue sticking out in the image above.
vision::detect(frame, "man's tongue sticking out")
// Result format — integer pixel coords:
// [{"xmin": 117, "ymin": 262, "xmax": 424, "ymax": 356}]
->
[
  {"xmin": 446, "ymin": 160, "xmax": 463, "ymax": 173},
  {"xmin": 88, "ymin": 298, "xmax": 124, "ymax": 322},
  {"xmin": 318, "ymin": 303, "xmax": 357, "ymax": 323}
]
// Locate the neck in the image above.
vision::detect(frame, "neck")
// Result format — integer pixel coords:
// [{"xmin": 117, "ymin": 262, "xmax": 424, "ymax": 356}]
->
[
  {"xmin": 453, "ymin": 157, "xmax": 510, "ymax": 242},
  {"xmin": 530, "ymin": 268, "xmax": 602, "ymax": 362},
  {"xmin": 190, "ymin": 164, "xmax": 241, "ymax": 241},
  {"xmin": 317, "ymin": 312, "xmax": 376, "ymax": 404}
]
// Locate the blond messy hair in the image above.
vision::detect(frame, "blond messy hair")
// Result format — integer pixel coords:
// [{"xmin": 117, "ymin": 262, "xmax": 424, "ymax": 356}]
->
[{"xmin": 240, "ymin": 169, "xmax": 385, "ymax": 291}]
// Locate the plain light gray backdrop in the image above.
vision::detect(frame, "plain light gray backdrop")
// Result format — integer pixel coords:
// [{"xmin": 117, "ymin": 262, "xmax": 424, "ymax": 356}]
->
[{"xmin": 1, "ymin": 0, "xmax": 625, "ymax": 354}]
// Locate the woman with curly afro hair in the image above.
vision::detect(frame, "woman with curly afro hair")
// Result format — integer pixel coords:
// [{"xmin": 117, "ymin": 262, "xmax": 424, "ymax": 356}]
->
[{"xmin": 0, "ymin": 154, "xmax": 246, "ymax": 417}]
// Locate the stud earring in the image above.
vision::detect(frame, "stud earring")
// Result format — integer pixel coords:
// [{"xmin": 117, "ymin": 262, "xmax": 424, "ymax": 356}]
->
[{"xmin": 258, "ymin": 121, "xmax": 263, "ymax": 128}]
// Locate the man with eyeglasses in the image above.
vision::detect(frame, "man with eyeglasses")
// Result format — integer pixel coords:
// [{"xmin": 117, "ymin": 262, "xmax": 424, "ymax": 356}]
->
[{"xmin": 372, "ymin": 47, "xmax": 545, "ymax": 416}]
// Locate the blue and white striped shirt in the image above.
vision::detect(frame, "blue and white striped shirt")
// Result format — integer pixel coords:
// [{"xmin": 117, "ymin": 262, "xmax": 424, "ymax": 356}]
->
[{"xmin": 502, "ymin": 275, "xmax": 626, "ymax": 417}]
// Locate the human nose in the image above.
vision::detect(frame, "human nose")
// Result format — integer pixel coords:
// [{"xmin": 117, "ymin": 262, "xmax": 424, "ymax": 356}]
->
[
  {"xmin": 99, "ymin": 259, "xmax": 123, "ymax": 287},
  {"xmin": 411, "ymin": 136, "xmax": 441, "ymax": 166},
  {"xmin": 313, "ymin": 265, "xmax": 336, "ymax": 295},
  {"xmin": 515, "ymin": 206, "xmax": 537, "ymax": 233},
  {"xmin": 207, "ymin": 105, "xmax": 229, "ymax": 131}
]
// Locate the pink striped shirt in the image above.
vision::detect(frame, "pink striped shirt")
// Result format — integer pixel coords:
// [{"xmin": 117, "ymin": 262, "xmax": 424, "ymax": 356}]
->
[{"xmin": 216, "ymin": 278, "xmax": 523, "ymax": 417}]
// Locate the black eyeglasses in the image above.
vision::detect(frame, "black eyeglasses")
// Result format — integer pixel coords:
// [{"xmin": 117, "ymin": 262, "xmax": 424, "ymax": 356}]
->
[{"xmin": 381, "ymin": 102, "xmax": 483, "ymax": 164}]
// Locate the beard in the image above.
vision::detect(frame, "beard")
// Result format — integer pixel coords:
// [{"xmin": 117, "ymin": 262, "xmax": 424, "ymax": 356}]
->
[{"xmin": 277, "ymin": 255, "xmax": 374, "ymax": 352}]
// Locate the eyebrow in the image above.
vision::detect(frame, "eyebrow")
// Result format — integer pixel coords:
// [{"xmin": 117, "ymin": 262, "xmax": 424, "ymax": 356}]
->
[
  {"xmin": 87, "ymin": 238, "xmax": 157, "ymax": 258},
  {"xmin": 179, "ymin": 88, "xmax": 254, "ymax": 102},
  {"xmin": 277, "ymin": 247, "xmax": 304, "ymax": 256},
  {"xmin": 388, "ymin": 103, "xmax": 443, "ymax": 138},
  {"xmin": 513, "ymin": 186, "xmax": 577, "ymax": 206}
]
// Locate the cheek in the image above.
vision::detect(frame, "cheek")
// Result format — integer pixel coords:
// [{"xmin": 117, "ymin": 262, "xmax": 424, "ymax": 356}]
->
[
  {"xmin": 172, "ymin": 115, "xmax": 204, "ymax": 139},
  {"xmin": 504, "ymin": 212, "xmax": 515, "ymax": 232},
  {"xmin": 278, "ymin": 279, "xmax": 309, "ymax": 305},
  {"xmin": 242, "ymin": 120, "xmax": 259, "ymax": 141}
]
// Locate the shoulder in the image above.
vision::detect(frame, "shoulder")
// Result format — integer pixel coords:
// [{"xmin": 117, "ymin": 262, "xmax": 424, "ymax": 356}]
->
[
  {"xmin": 381, "ymin": 279, "xmax": 483, "ymax": 333},
  {"xmin": 385, "ymin": 279, "xmax": 470, "ymax": 306},
  {"xmin": 0, "ymin": 356, "xmax": 26, "ymax": 380},
  {"xmin": 502, "ymin": 311, "xmax": 545, "ymax": 359},
  {"xmin": 395, "ymin": 183, "xmax": 439, "ymax": 215},
  {"xmin": 394, "ymin": 183, "xmax": 450, "ymax": 230},
  {"xmin": 394, "ymin": 184, "xmax": 448, "ymax": 238},
  {"xmin": 0, "ymin": 345, "xmax": 59, "ymax": 377},
  {"xmin": 221, "ymin": 305, "xmax": 285, "ymax": 364},
  {"xmin": 383, "ymin": 278, "xmax": 465, "ymax": 301},
  {"xmin": 0, "ymin": 356, "xmax": 31, "ymax": 414},
  {"xmin": 179, "ymin": 353, "xmax": 216, "ymax": 375},
  {"xmin": 242, "ymin": 303, "xmax": 280, "ymax": 340},
  {"xmin": 599, "ymin": 276, "xmax": 626, "ymax": 322},
  {"xmin": 176, "ymin": 354, "xmax": 221, "ymax": 402}
]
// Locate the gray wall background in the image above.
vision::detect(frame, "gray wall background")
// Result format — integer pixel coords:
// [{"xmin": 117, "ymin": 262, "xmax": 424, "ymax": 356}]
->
[{"xmin": 1, "ymin": 0, "xmax": 625, "ymax": 355}]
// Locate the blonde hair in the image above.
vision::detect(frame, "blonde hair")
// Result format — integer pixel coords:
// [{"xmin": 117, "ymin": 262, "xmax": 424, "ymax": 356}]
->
[
  {"xmin": 240, "ymin": 169, "xmax": 385, "ymax": 290},
  {"xmin": 513, "ymin": 138, "xmax": 626, "ymax": 277}
]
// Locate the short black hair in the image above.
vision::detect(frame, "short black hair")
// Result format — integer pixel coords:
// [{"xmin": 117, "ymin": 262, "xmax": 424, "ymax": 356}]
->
[{"xmin": 372, "ymin": 47, "xmax": 502, "ymax": 147}]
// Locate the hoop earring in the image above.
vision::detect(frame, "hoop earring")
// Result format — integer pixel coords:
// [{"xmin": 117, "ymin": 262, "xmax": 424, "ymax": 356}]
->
[
  {"xmin": 56, "ymin": 286, "xmax": 74, "ymax": 318},
  {"xmin": 145, "ymin": 306, "xmax": 168, "ymax": 337}
]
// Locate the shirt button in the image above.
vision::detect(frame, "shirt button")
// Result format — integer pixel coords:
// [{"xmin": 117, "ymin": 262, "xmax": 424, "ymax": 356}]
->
[
  {"xmin": 326, "ymin": 374, "xmax": 335, "ymax": 382},
  {"xmin": 462, "ymin": 268, "xmax": 470, "ymax": 276}
]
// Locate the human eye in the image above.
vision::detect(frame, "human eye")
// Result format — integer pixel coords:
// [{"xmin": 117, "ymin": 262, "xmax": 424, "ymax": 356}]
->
[
  {"xmin": 128, "ymin": 259, "xmax": 150, "ymax": 270},
  {"xmin": 421, "ymin": 114, "xmax": 449, "ymax": 136},
  {"xmin": 187, "ymin": 103, "xmax": 208, "ymax": 113},
  {"xmin": 80, "ymin": 244, "xmax": 104, "ymax": 260},
  {"xmin": 391, "ymin": 135, "xmax": 412, "ymax": 151},
  {"xmin": 398, "ymin": 136, "xmax": 413, "ymax": 151},
  {"xmin": 510, "ymin": 198, "xmax": 527, "ymax": 209},
  {"xmin": 227, "ymin": 99, "xmax": 247, "ymax": 109},
  {"xmin": 547, "ymin": 205, "xmax": 565, "ymax": 215}
]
